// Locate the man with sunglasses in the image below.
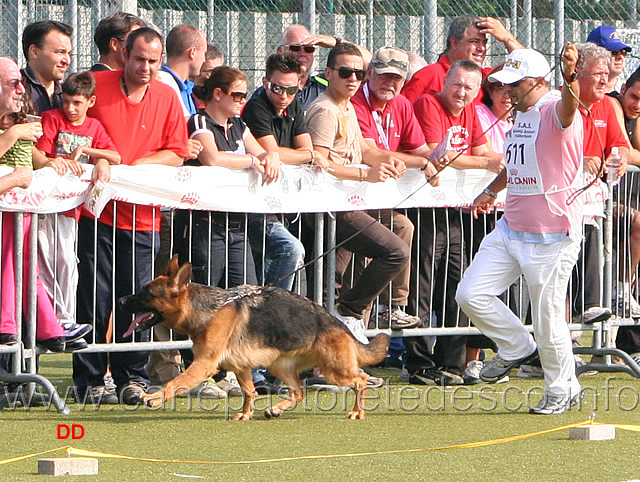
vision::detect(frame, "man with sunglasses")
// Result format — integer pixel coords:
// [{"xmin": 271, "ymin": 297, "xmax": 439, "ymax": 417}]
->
[
  {"xmin": 456, "ymin": 46, "xmax": 586, "ymax": 415},
  {"xmin": 587, "ymin": 25, "xmax": 632, "ymax": 94},
  {"xmin": 402, "ymin": 15, "xmax": 522, "ymax": 104},
  {"xmin": 276, "ymin": 24, "xmax": 371, "ymax": 112},
  {"xmin": 241, "ymin": 53, "xmax": 325, "ymax": 292},
  {"xmin": 306, "ymin": 43, "xmax": 410, "ymax": 344}
]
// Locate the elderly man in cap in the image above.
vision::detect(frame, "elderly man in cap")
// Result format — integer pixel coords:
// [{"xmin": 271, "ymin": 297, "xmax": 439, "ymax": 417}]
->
[
  {"xmin": 587, "ymin": 25, "xmax": 632, "ymax": 93},
  {"xmin": 456, "ymin": 46, "xmax": 585, "ymax": 414},
  {"xmin": 350, "ymin": 46, "xmax": 439, "ymax": 331}
]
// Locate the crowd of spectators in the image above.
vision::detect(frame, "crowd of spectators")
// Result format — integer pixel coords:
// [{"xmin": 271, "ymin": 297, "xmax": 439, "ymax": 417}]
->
[{"xmin": 2, "ymin": 12, "xmax": 640, "ymax": 410}]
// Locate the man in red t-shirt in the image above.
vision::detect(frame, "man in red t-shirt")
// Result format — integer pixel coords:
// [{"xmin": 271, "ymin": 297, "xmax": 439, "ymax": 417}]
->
[
  {"xmin": 406, "ymin": 59, "xmax": 504, "ymax": 385},
  {"xmin": 570, "ymin": 42, "xmax": 630, "ymax": 325},
  {"xmin": 402, "ymin": 14, "xmax": 522, "ymax": 104},
  {"xmin": 73, "ymin": 27, "xmax": 189, "ymax": 406}
]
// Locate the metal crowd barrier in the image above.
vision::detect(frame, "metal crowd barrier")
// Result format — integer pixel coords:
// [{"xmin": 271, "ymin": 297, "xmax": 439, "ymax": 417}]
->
[{"xmin": 3, "ymin": 172, "xmax": 640, "ymax": 413}]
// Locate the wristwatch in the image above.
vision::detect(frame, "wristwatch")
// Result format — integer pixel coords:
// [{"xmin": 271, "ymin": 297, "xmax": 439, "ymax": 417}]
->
[
  {"xmin": 482, "ymin": 187, "xmax": 498, "ymax": 199},
  {"xmin": 333, "ymin": 35, "xmax": 343, "ymax": 46}
]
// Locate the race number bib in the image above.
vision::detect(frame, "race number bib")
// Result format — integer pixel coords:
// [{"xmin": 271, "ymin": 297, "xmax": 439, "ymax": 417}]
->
[{"xmin": 505, "ymin": 109, "xmax": 544, "ymax": 195}]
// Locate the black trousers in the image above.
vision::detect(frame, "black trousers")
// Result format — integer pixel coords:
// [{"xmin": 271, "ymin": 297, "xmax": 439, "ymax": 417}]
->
[
  {"xmin": 405, "ymin": 208, "xmax": 468, "ymax": 373},
  {"xmin": 73, "ymin": 217, "xmax": 156, "ymax": 392}
]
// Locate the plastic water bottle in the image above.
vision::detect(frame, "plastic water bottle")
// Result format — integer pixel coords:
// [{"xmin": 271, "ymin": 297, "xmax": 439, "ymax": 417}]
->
[{"xmin": 607, "ymin": 147, "xmax": 621, "ymax": 186}]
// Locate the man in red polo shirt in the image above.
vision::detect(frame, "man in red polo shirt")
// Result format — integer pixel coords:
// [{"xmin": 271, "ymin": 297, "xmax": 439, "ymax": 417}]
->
[
  {"xmin": 72, "ymin": 27, "xmax": 189, "ymax": 406},
  {"xmin": 569, "ymin": 42, "xmax": 630, "ymax": 324},
  {"xmin": 402, "ymin": 14, "xmax": 522, "ymax": 104},
  {"xmin": 351, "ymin": 46, "xmax": 438, "ymax": 331},
  {"xmin": 406, "ymin": 59, "xmax": 504, "ymax": 385}
]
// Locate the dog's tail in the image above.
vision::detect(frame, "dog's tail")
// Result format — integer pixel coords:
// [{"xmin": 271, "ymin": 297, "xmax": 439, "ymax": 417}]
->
[{"xmin": 356, "ymin": 334, "xmax": 390, "ymax": 367}]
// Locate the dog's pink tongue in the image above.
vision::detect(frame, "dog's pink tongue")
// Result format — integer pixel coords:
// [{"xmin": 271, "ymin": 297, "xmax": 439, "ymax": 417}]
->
[{"xmin": 123, "ymin": 313, "xmax": 152, "ymax": 338}]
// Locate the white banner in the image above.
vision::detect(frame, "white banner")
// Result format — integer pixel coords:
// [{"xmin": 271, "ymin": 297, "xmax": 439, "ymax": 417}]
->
[{"xmin": 0, "ymin": 163, "xmax": 601, "ymax": 216}]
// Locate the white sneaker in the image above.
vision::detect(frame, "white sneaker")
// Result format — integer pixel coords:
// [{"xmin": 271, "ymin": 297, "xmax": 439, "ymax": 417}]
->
[
  {"xmin": 400, "ymin": 368, "xmax": 410, "ymax": 382},
  {"xmin": 463, "ymin": 360, "xmax": 483, "ymax": 384},
  {"xmin": 335, "ymin": 313, "xmax": 369, "ymax": 345},
  {"xmin": 529, "ymin": 390, "xmax": 584, "ymax": 415},
  {"xmin": 517, "ymin": 364, "xmax": 544, "ymax": 378},
  {"xmin": 582, "ymin": 306, "xmax": 612, "ymax": 324}
]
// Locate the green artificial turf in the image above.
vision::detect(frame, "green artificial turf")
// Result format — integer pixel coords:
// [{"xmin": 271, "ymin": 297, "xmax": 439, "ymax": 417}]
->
[{"xmin": 2, "ymin": 353, "xmax": 640, "ymax": 480}]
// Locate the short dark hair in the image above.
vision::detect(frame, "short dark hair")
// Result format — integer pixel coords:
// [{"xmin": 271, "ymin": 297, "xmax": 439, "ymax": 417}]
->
[
  {"xmin": 62, "ymin": 71, "xmax": 96, "ymax": 98},
  {"xmin": 265, "ymin": 52, "xmax": 302, "ymax": 79},
  {"xmin": 22, "ymin": 20, "xmax": 73, "ymax": 61},
  {"xmin": 624, "ymin": 67, "xmax": 640, "ymax": 90},
  {"xmin": 193, "ymin": 65, "xmax": 246, "ymax": 103},
  {"xmin": 446, "ymin": 59, "xmax": 483, "ymax": 80},
  {"xmin": 206, "ymin": 44, "xmax": 223, "ymax": 60},
  {"xmin": 326, "ymin": 43, "xmax": 362, "ymax": 69},
  {"xmin": 446, "ymin": 14, "xmax": 480, "ymax": 51},
  {"xmin": 165, "ymin": 25, "xmax": 204, "ymax": 59},
  {"xmin": 94, "ymin": 12, "xmax": 145, "ymax": 55},
  {"xmin": 125, "ymin": 27, "xmax": 163, "ymax": 55}
]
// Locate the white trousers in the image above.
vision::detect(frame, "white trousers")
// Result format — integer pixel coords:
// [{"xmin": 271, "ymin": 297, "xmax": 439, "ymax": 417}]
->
[
  {"xmin": 37, "ymin": 213, "xmax": 78, "ymax": 321},
  {"xmin": 456, "ymin": 226, "xmax": 582, "ymax": 398}
]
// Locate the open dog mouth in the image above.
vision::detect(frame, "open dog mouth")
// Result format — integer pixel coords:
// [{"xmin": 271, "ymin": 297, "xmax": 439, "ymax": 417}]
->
[{"xmin": 123, "ymin": 311, "xmax": 161, "ymax": 338}]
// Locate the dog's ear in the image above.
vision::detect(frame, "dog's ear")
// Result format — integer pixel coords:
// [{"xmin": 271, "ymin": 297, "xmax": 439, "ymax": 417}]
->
[
  {"xmin": 166, "ymin": 254, "xmax": 180, "ymax": 279},
  {"xmin": 173, "ymin": 261, "xmax": 192, "ymax": 291}
]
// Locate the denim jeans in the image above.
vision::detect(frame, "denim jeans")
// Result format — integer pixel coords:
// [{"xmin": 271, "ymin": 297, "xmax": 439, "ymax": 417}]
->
[{"xmin": 248, "ymin": 214, "xmax": 305, "ymax": 291}]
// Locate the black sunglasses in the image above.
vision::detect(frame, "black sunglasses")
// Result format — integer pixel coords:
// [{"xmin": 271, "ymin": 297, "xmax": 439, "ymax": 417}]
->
[
  {"xmin": 227, "ymin": 91, "xmax": 248, "ymax": 102},
  {"xmin": 288, "ymin": 44, "xmax": 316, "ymax": 53},
  {"xmin": 267, "ymin": 81, "xmax": 298, "ymax": 96},
  {"xmin": 335, "ymin": 66, "xmax": 366, "ymax": 81}
]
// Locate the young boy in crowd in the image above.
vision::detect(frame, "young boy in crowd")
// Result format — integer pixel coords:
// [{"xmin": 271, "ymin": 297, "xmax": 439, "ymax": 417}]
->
[{"xmin": 35, "ymin": 71, "xmax": 121, "ymax": 348}]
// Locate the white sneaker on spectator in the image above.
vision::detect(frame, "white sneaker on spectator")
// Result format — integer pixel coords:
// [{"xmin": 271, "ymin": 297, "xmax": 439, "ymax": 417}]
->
[
  {"xmin": 463, "ymin": 360, "xmax": 484, "ymax": 385},
  {"xmin": 581, "ymin": 306, "xmax": 611, "ymax": 324},
  {"xmin": 335, "ymin": 313, "xmax": 369, "ymax": 345}
]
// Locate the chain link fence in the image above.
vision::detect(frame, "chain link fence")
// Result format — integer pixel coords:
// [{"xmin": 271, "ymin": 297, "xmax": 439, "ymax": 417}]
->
[{"xmin": 0, "ymin": 0, "xmax": 639, "ymax": 88}]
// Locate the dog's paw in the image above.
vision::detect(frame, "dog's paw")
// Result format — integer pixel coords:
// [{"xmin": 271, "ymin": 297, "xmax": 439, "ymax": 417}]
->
[
  {"xmin": 264, "ymin": 407, "xmax": 282, "ymax": 419},
  {"xmin": 231, "ymin": 412, "xmax": 254, "ymax": 421},
  {"xmin": 142, "ymin": 392, "xmax": 163, "ymax": 408},
  {"xmin": 347, "ymin": 410, "xmax": 365, "ymax": 420}
]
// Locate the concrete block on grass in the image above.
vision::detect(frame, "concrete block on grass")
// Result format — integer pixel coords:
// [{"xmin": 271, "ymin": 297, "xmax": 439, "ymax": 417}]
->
[
  {"xmin": 38, "ymin": 458, "xmax": 98, "ymax": 476},
  {"xmin": 569, "ymin": 424, "xmax": 616, "ymax": 441}
]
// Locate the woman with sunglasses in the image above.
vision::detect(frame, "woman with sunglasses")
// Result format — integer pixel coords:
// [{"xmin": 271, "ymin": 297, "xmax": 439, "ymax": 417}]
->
[{"xmin": 178, "ymin": 65, "xmax": 280, "ymax": 288}]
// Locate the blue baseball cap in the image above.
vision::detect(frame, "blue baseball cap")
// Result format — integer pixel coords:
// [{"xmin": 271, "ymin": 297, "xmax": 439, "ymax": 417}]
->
[{"xmin": 586, "ymin": 25, "xmax": 631, "ymax": 52}]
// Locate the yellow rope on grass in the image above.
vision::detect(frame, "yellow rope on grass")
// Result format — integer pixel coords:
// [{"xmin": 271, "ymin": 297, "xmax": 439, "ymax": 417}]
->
[{"xmin": 1, "ymin": 420, "xmax": 636, "ymax": 467}]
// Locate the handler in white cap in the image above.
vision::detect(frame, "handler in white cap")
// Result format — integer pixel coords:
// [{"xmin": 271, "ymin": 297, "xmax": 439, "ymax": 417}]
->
[{"xmin": 456, "ymin": 46, "xmax": 586, "ymax": 415}]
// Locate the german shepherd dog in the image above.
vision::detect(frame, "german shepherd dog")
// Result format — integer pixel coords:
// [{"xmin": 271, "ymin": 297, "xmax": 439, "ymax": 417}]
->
[{"xmin": 119, "ymin": 255, "xmax": 389, "ymax": 420}]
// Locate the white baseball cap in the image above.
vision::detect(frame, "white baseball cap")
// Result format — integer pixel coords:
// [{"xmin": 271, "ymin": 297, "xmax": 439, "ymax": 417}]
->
[{"xmin": 488, "ymin": 49, "xmax": 552, "ymax": 85}]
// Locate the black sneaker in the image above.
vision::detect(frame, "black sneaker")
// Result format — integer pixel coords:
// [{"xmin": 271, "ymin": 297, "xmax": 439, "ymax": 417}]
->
[
  {"xmin": 254, "ymin": 380, "xmax": 289, "ymax": 395},
  {"xmin": 37, "ymin": 337, "xmax": 65, "ymax": 353},
  {"xmin": 0, "ymin": 334, "xmax": 18, "ymax": 345},
  {"xmin": 409, "ymin": 368, "xmax": 464, "ymax": 386},
  {"xmin": 72, "ymin": 386, "xmax": 118, "ymax": 405},
  {"xmin": 120, "ymin": 381, "xmax": 147, "ymax": 405}
]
